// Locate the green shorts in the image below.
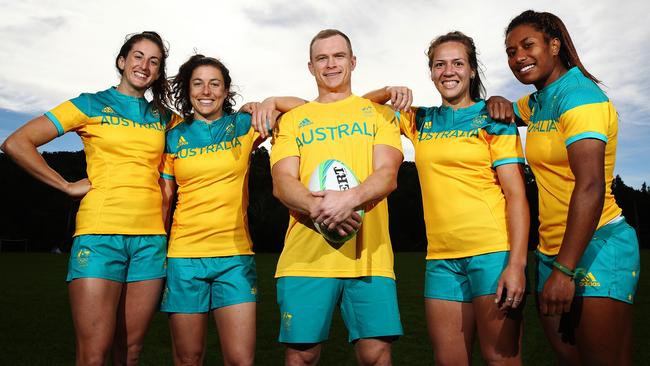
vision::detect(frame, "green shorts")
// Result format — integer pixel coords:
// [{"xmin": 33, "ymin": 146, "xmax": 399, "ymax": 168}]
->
[
  {"xmin": 67, "ymin": 234, "xmax": 167, "ymax": 283},
  {"xmin": 160, "ymin": 255, "xmax": 258, "ymax": 313},
  {"xmin": 536, "ymin": 217, "xmax": 640, "ymax": 304},
  {"xmin": 424, "ymin": 251, "xmax": 510, "ymax": 302},
  {"xmin": 277, "ymin": 276, "xmax": 403, "ymax": 344}
]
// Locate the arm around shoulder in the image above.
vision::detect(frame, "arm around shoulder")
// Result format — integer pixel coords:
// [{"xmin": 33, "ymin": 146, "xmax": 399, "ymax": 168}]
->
[
  {"xmin": 363, "ymin": 86, "xmax": 412, "ymax": 112},
  {"xmin": 487, "ymin": 95, "xmax": 526, "ymax": 126},
  {"xmin": 245, "ymin": 97, "xmax": 307, "ymax": 139}
]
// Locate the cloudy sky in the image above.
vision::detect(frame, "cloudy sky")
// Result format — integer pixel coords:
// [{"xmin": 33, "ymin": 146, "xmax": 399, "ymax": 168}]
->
[{"xmin": 1, "ymin": 0, "xmax": 648, "ymax": 187}]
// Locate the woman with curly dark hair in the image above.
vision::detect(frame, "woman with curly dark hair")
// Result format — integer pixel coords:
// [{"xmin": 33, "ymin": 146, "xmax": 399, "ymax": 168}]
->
[
  {"xmin": 1, "ymin": 31, "xmax": 172, "ymax": 365},
  {"xmin": 159, "ymin": 54, "xmax": 300, "ymax": 365}
]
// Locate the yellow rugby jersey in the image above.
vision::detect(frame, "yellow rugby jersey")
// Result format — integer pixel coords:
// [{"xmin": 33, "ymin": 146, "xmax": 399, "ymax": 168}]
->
[
  {"xmin": 45, "ymin": 87, "xmax": 168, "ymax": 236},
  {"xmin": 514, "ymin": 67, "xmax": 622, "ymax": 255},
  {"xmin": 398, "ymin": 100, "xmax": 525, "ymax": 259},
  {"xmin": 270, "ymin": 95, "xmax": 403, "ymax": 279},
  {"xmin": 161, "ymin": 113, "xmax": 259, "ymax": 258}
]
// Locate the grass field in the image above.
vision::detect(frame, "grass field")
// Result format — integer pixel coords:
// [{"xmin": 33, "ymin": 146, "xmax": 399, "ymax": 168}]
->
[{"xmin": 0, "ymin": 252, "xmax": 648, "ymax": 365}]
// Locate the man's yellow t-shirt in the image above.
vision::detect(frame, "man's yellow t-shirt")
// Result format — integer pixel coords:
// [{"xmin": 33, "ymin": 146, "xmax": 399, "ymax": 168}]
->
[{"xmin": 270, "ymin": 95, "xmax": 403, "ymax": 279}]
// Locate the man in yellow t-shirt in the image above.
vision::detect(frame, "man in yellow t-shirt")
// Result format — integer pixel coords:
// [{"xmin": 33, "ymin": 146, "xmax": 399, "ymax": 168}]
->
[{"xmin": 270, "ymin": 29, "xmax": 403, "ymax": 365}]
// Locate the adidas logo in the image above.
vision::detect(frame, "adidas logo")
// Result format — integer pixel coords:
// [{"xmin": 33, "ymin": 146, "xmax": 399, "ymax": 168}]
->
[
  {"xmin": 423, "ymin": 121, "xmax": 432, "ymax": 130},
  {"xmin": 578, "ymin": 272, "xmax": 600, "ymax": 287},
  {"xmin": 102, "ymin": 106, "xmax": 116, "ymax": 114},
  {"xmin": 298, "ymin": 118, "xmax": 313, "ymax": 128},
  {"xmin": 177, "ymin": 135, "xmax": 188, "ymax": 148}
]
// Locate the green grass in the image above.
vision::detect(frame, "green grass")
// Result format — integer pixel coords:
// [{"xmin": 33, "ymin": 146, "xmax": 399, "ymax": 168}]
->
[{"xmin": 0, "ymin": 252, "xmax": 648, "ymax": 365}]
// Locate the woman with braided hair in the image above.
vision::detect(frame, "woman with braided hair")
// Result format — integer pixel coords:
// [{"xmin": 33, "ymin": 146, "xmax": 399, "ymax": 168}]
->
[{"xmin": 489, "ymin": 10, "xmax": 640, "ymax": 365}]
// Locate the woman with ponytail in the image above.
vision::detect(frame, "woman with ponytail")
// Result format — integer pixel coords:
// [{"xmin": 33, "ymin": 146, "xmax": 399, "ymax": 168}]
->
[
  {"xmin": 489, "ymin": 10, "xmax": 640, "ymax": 365},
  {"xmin": 1, "ymin": 31, "xmax": 172, "ymax": 365},
  {"xmin": 365, "ymin": 31, "xmax": 529, "ymax": 365}
]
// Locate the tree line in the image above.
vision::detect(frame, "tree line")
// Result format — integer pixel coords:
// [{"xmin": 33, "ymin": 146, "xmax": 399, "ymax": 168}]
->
[{"xmin": 1, "ymin": 149, "xmax": 648, "ymax": 252}]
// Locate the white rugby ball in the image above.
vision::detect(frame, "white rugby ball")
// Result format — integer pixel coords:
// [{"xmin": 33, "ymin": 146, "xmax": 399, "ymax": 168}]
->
[{"xmin": 308, "ymin": 159, "xmax": 364, "ymax": 243}]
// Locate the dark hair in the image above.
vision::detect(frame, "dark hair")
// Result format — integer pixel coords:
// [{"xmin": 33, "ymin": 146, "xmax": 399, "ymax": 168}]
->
[
  {"xmin": 506, "ymin": 10, "xmax": 600, "ymax": 84},
  {"xmin": 309, "ymin": 29, "xmax": 353, "ymax": 59},
  {"xmin": 426, "ymin": 31, "xmax": 486, "ymax": 100},
  {"xmin": 171, "ymin": 54, "xmax": 237, "ymax": 122},
  {"xmin": 115, "ymin": 31, "xmax": 171, "ymax": 115},
  {"xmin": 115, "ymin": 31, "xmax": 171, "ymax": 114}
]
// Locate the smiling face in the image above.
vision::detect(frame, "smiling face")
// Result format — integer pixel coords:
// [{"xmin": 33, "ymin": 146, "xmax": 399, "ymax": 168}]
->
[
  {"xmin": 308, "ymin": 35, "xmax": 356, "ymax": 95},
  {"xmin": 116, "ymin": 39, "xmax": 162, "ymax": 96},
  {"xmin": 189, "ymin": 65, "xmax": 227, "ymax": 122},
  {"xmin": 506, "ymin": 24, "xmax": 563, "ymax": 90},
  {"xmin": 430, "ymin": 41, "xmax": 475, "ymax": 108}
]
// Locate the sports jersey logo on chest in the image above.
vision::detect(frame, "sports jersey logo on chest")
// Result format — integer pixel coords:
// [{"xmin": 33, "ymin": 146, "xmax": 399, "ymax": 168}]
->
[
  {"xmin": 417, "ymin": 123, "xmax": 480, "ymax": 142},
  {"xmin": 417, "ymin": 129, "xmax": 480, "ymax": 141},
  {"xmin": 416, "ymin": 111, "xmax": 485, "ymax": 141},
  {"xmin": 527, "ymin": 119, "xmax": 558, "ymax": 133},
  {"xmin": 295, "ymin": 121, "xmax": 375, "ymax": 148},
  {"xmin": 175, "ymin": 137, "xmax": 242, "ymax": 159},
  {"xmin": 100, "ymin": 114, "xmax": 163, "ymax": 131},
  {"xmin": 527, "ymin": 100, "xmax": 559, "ymax": 134}
]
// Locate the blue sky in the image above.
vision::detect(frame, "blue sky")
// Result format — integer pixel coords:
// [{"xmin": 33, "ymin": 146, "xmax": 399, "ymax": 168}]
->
[{"xmin": 1, "ymin": 0, "xmax": 648, "ymax": 187}]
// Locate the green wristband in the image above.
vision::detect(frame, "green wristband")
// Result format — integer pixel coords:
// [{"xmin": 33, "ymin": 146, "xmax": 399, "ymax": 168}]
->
[{"xmin": 552, "ymin": 261, "xmax": 576, "ymax": 279}]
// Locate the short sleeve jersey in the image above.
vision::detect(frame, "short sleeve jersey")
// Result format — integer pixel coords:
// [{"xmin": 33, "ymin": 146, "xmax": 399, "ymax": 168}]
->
[
  {"xmin": 270, "ymin": 95, "xmax": 403, "ymax": 279},
  {"xmin": 45, "ymin": 87, "xmax": 168, "ymax": 236},
  {"xmin": 514, "ymin": 67, "xmax": 622, "ymax": 255},
  {"xmin": 398, "ymin": 100, "xmax": 525, "ymax": 259},
  {"xmin": 160, "ymin": 113, "xmax": 259, "ymax": 258}
]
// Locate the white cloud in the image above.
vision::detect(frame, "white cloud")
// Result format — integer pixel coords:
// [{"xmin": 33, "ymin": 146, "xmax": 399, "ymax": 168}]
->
[{"xmin": 1, "ymin": 0, "xmax": 648, "ymax": 184}]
